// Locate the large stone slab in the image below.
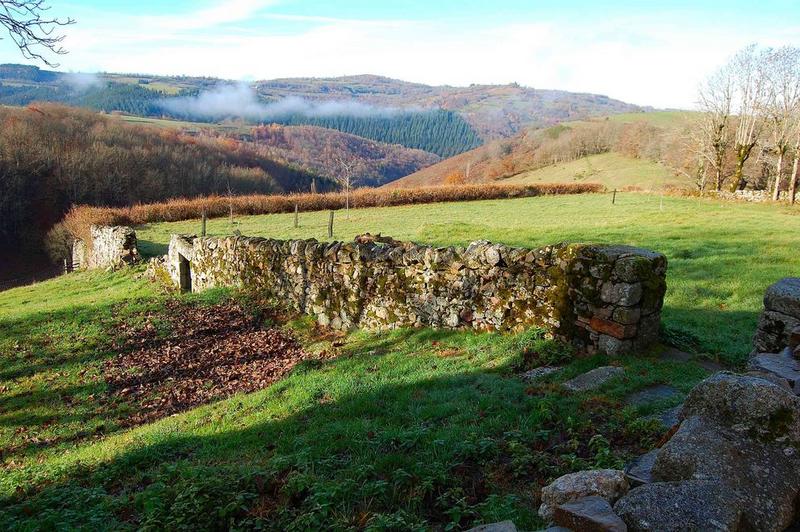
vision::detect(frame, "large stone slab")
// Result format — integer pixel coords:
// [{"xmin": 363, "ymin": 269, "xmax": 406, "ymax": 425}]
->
[
  {"xmin": 625, "ymin": 384, "xmax": 679, "ymax": 406},
  {"xmin": 652, "ymin": 416, "xmax": 800, "ymax": 531},
  {"xmin": 563, "ymin": 366, "xmax": 625, "ymax": 393},
  {"xmin": 614, "ymin": 480, "xmax": 742, "ymax": 531},
  {"xmin": 748, "ymin": 349, "xmax": 800, "ymax": 393},
  {"xmin": 552, "ymin": 496, "xmax": 627, "ymax": 532},
  {"xmin": 680, "ymin": 372, "xmax": 800, "ymax": 441}
]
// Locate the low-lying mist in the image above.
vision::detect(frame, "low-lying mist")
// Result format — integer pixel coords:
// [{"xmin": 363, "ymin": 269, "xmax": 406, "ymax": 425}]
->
[{"xmin": 160, "ymin": 83, "xmax": 423, "ymax": 121}]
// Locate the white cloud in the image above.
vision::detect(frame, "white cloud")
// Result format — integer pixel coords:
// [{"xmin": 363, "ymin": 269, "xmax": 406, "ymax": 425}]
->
[{"xmin": 4, "ymin": 1, "xmax": 799, "ymax": 108}]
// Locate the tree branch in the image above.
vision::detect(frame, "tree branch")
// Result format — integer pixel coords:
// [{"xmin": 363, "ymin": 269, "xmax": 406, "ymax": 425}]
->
[{"xmin": 0, "ymin": 0, "xmax": 75, "ymax": 67}]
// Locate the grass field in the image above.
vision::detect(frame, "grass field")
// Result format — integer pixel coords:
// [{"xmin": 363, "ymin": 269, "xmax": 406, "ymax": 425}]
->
[
  {"xmin": 502, "ymin": 152, "xmax": 686, "ymax": 190},
  {"xmin": 1, "ymin": 192, "xmax": 797, "ymax": 529},
  {"xmin": 0, "ymin": 266, "xmax": 705, "ymax": 530},
  {"xmin": 137, "ymin": 192, "xmax": 800, "ymax": 362}
]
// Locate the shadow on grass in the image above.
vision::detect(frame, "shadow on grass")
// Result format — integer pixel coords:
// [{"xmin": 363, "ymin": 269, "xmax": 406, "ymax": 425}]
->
[
  {"xmin": 0, "ymin": 331, "xmax": 637, "ymax": 530},
  {"xmin": 660, "ymin": 305, "xmax": 760, "ymax": 365}
]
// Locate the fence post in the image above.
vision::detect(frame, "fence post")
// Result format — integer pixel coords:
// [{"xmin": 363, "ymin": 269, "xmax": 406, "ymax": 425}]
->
[
  {"xmin": 294, "ymin": 204, "xmax": 299, "ymax": 228},
  {"xmin": 328, "ymin": 210, "xmax": 334, "ymax": 239},
  {"xmin": 201, "ymin": 210, "xmax": 207, "ymax": 237},
  {"xmin": 63, "ymin": 259, "xmax": 68, "ymax": 274},
  {"xmin": 612, "ymin": 189, "xmax": 617, "ymax": 204}
]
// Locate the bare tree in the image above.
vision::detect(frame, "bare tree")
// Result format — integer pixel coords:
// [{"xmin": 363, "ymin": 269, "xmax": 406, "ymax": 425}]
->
[
  {"xmin": 730, "ymin": 45, "xmax": 770, "ymax": 191},
  {"xmin": 764, "ymin": 46, "xmax": 800, "ymax": 200},
  {"xmin": 0, "ymin": 1, "xmax": 74, "ymax": 67},
  {"xmin": 333, "ymin": 153, "xmax": 357, "ymax": 218},
  {"xmin": 697, "ymin": 64, "xmax": 733, "ymax": 191},
  {"xmin": 790, "ymin": 126, "xmax": 800, "ymax": 204}
]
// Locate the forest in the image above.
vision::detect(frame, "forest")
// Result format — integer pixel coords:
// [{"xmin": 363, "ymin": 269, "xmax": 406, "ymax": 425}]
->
[{"xmin": 0, "ymin": 104, "xmax": 325, "ymax": 253}]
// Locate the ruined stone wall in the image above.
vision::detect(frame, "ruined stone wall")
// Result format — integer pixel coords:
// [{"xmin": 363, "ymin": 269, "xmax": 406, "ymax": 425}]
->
[
  {"xmin": 72, "ymin": 225, "xmax": 140, "ymax": 270},
  {"xmin": 753, "ymin": 278, "xmax": 800, "ymax": 353},
  {"xmin": 166, "ymin": 234, "xmax": 667, "ymax": 355}
]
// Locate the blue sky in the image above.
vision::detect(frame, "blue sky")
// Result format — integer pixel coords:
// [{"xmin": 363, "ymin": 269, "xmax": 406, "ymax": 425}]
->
[{"xmin": 1, "ymin": 0, "xmax": 799, "ymax": 108}]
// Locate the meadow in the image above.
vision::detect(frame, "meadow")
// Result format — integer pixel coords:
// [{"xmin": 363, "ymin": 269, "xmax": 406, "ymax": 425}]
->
[
  {"xmin": 503, "ymin": 152, "xmax": 684, "ymax": 190},
  {"xmin": 1, "ymin": 191, "xmax": 797, "ymax": 529},
  {"xmin": 138, "ymin": 192, "xmax": 800, "ymax": 362}
]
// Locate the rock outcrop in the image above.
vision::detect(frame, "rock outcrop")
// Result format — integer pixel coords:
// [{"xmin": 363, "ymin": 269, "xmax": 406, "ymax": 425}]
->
[
  {"xmin": 539, "ymin": 372, "xmax": 800, "ymax": 531},
  {"xmin": 164, "ymin": 234, "xmax": 667, "ymax": 354}
]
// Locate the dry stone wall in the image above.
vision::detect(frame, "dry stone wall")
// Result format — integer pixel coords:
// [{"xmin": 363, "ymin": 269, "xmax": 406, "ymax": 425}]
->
[
  {"xmin": 72, "ymin": 225, "xmax": 140, "ymax": 270},
  {"xmin": 753, "ymin": 278, "xmax": 800, "ymax": 353},
  {"xmin": 166, "ymin": 234, "xmax": 667, "ymax": 354}
]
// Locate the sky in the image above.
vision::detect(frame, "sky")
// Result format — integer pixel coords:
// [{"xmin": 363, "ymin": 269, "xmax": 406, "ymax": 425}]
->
[{"xmin": 1, "ymin": 0, "xmax": 799, "ymax": 108}]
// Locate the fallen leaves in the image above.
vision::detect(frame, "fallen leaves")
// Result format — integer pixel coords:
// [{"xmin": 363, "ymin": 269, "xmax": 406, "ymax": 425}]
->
[{"xmin": 104, "ymin": 300, "xmax": 310, "ymax": 426}]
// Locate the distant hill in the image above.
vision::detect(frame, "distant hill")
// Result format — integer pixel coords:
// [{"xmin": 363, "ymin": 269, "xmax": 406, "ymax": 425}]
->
[
  {"xmin": 256, "ymin": 75, "xmax": 644, "ymax": 139},
  {"xmin": 0, "ymin": 65, "xmax": 643, "ymax": 142},
  {"xmin": 388, "ymin": 111, "xmax": 695, "ymax": 191}
]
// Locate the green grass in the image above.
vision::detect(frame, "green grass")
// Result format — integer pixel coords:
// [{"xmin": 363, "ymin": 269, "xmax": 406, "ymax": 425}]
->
[
  {"xmin": 0, "ymin": 267, "xmax": 708, "ymax": 530},
  {"xmin": 137, "ymin": 192, "xmax": 800, "ymax": 362},
  {"xmin": 2, "ymin": 191, "xmax": 796, "ymax": 529},
  {"xmin": 503, "ymin": 152, "xmax": 686, "ymax": 190}
]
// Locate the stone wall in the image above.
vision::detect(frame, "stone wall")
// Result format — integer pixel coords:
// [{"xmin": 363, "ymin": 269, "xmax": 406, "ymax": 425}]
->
[
  {"xmin": 753, "ymin": 278, "xmax": 800, "ymax": 353},
  {"xmin": 72, "ymin": 225, "xmax": 140, "ymax": 270},
  {"xmin": 166, "ymin": 234, "xmax": 667, "ymax": 355}
]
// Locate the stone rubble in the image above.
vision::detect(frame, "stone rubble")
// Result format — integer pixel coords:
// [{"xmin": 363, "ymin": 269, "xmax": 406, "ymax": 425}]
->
[
  {"xmin": 753, "ymin": 278, "xmax": 800, "ymax": 354},
  {"xmin": 163, "ymin": 234, "xmax": 667, "ymax": 354},
  {"xmin": 538, "ymin": 469, "xmax": 629, "ymax": 521}
]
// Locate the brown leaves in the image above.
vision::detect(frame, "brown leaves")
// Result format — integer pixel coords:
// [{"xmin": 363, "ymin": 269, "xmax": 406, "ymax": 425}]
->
[{"xmin": 104, "ymin": 301, "xmax": 309, "ymax": 426}]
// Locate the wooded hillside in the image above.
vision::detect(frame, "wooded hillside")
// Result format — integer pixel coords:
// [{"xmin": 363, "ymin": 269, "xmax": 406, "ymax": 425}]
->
[{"xmin": 0, "ymin": 104, "xmax": 324, "ymax": 250}]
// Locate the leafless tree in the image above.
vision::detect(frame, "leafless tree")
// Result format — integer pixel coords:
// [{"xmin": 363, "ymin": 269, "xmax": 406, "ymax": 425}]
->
[
  {"xmin": 697, "ymin": 64, "xmax": 733, "ymax": 191},
  {"xmin": 332, "ymin": 152, "xmax": 357, "ymax": 218},
  {"xmin": 730, "ymin": 45, "xmax": 770, "ymax": 191},
  {"xmin": 0, "ymin": 1, "xmax": 74, "ymax": 67},
  {"xmin": 764, "ymin": 46, "xmax": 800, "ymax": 200}
]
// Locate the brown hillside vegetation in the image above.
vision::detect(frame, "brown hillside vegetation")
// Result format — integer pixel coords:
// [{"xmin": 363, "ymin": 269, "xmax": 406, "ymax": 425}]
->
[
  {"xmin": 388, "ymin": 113, "xmax": 698, "ymax": 190},
  {"xmin": 50, "ymin": 182, "xmax": 603, "ymax": 258},
  {"xmin": 251, "ymin": 124, "xmax": 440, "ymax": 187},
  {"xmin": 0, "ymin": 104, "xmax": 326, "ymax": 250}
]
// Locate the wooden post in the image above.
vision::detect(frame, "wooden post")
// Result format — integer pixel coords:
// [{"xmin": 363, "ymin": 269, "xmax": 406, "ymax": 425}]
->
[
  {"xmin": 294, "ymin": 204, "xmax": 299, "ymax": 228},
  {"xmin": 63, "ymin": 259, "xmax": 68, "ymax": 274},
  {"xmin": 201, "ymin": 210, "xmax": 207, "ymax": 237},
  {"xmin": 328, "ymin": 210, "xmax": 334, "ymax": 239},
  {"xmin": 612, "ymin": 189, "xmax": 617, "ymax": 204}
]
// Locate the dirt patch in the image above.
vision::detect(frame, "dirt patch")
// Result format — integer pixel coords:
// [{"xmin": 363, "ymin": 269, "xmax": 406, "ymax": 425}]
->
[{"xmin": 105, "ymin": 300, "xmax": 310, "ymax": 426}]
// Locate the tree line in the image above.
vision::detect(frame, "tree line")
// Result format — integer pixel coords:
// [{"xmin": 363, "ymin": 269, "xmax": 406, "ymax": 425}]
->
[
  {"xmin": 692, "ymin": 44, "xmax": 800, "ymax": 201},
  {"xmin": 0, "ymin": 104, "xmax": 323, "ymax": 253},
  {"xmin": 270, "ymin": 109, "xmax": 483, "ymax": 158}
]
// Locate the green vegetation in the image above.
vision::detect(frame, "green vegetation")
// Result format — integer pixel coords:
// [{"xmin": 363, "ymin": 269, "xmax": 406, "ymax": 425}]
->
[
  {"xmin": 0, "ymin": 265, "xmax": 707, "ymax": 530},
  {"xmin": 256, "ymin": 109, "xmax": 482, "ymax": 158},
  {"xmin": 137, "ymin": 193, "xmax": 800, "ymax": 362},
  {"xmin": 504, "ymin": 152, "xmax": 687, "ymax": 190}
]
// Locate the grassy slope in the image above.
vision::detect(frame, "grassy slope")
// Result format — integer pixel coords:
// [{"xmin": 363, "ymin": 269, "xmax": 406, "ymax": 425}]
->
[
  {"xmin": 137, "ymin": 193, "xmax": 800, "ymax": 361},
  {"xmin": 391, "ymin": 110, "xmax": 695, "ymax": 190},
  {"xmin": 0, "ymin": 266, "xmax": 706, "ymax": 530},
  {"xmin": 3, "ymin": 191, "xmax": 797, "ymax": 529},
  {"xmin": 503, "ymin": 153, "xmax": 686, "ymax": 190}
]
